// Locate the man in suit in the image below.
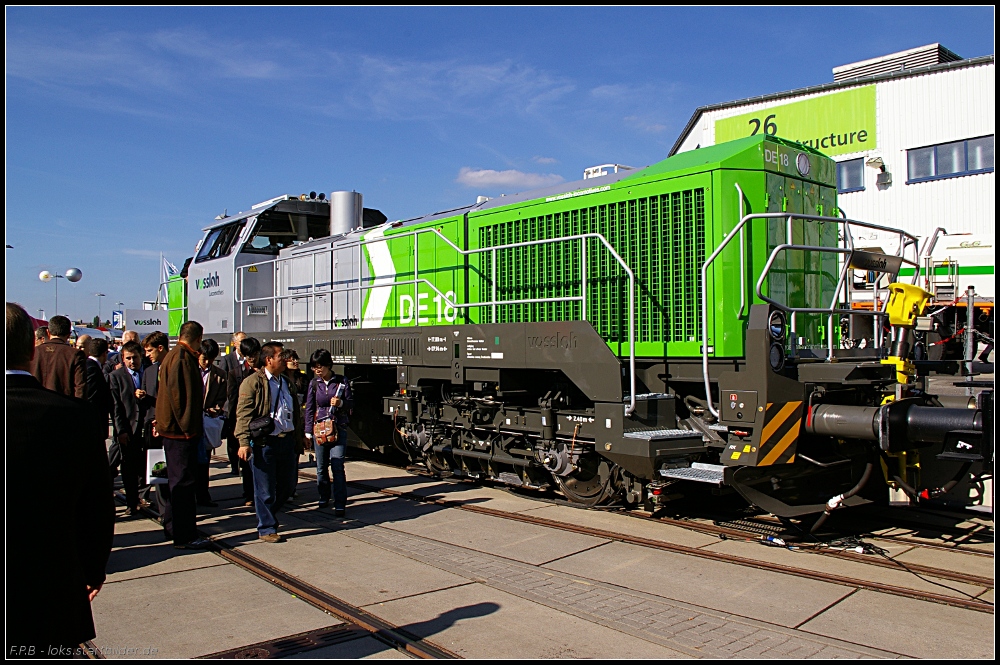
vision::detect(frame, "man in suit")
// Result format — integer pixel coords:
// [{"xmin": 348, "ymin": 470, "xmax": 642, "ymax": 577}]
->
[
  {"xmin": 84, "ymin": 337, "xmax": 113, "ymax": 442},
  {"xmin": 6, "ymin": 302, "xmax": 115, "ymax": 654},
  {"xmin": 109, "ymin": 341, "xmax": 147, "ymax": 516},
  {"xmin": 226, "ymin": 336, "xmax": 261, "ymax": 506},
  {"xmin": 196, "ymin": 339, "xmax": 228, "ymax": 507},
  {"xmin": 155, "ymin": 321, "xmax": 210, "ymax": 550},
  {"xmin": 104, "ymin": 330, "xmax": 140, "ymax": 379},
  {"xmin": 217, "ymin": 331, "xmax": 247, "ymax": 375},
  {"xmin": 30, "ymin": 315, "xmax": 87, "ymax": 398},
  {"xmin": 218, "ymin": 331, "xmax": 247, "ymax": 474}
]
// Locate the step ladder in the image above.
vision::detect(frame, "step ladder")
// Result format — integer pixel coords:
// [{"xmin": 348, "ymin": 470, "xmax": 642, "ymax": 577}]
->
[{"xmin": 658, "ymin": 462, "xmax": 725, "ymax": 485}]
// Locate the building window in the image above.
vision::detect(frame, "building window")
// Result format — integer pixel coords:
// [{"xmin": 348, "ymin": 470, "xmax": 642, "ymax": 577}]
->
[
  {"xmin": 907, "ymin": 135, "xmax": 994, "ymax": 184},
  {"xmin": 837, "ymin": 158, "xmax": 865, "ymax": 193}
]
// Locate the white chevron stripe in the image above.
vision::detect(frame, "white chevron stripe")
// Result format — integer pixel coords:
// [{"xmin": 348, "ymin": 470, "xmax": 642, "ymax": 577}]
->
[{"xmin": 362, "ymin": 226, "xmax": 396, "ymax": 328}]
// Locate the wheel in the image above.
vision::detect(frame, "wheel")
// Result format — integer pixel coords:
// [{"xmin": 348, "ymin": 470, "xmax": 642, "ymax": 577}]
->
[
  {"xmin": 423, "ymin": 452, "xmax": 452, "ymax": 477},
  {"xmin": 554, "ymin": 456, "xmax": 614, "ymax": 506}
]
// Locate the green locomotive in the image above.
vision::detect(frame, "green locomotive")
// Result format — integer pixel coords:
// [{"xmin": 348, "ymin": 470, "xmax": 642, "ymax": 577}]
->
[{"xmin": 183, "ymin": 134, "xmax": 991, "ymax": 524}]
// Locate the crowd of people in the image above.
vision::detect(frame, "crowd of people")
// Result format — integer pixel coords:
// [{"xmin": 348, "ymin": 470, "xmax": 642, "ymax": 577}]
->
[{"xmin": 7, "ymin": 303, "xmax": 355, "ymax": 654}]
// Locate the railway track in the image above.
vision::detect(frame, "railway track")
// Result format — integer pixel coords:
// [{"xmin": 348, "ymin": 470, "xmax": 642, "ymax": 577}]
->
[
  {"xmin": 200, "ymin": 455, "xmax": 993, "ymax": 614},
  {"xmin": 113, "ymin": 491, "xmax": 458, "ymax": 660}
]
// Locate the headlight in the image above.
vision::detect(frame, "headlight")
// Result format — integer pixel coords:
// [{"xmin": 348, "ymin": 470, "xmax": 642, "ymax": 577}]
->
[
  {"xmin": 796, "ymin": 153, "xmax": 811, "ymax": 177},
  {"xmin": 769, "ymin": 342, "xmax": 785, "ymax": 372},
  {"xmin": 768, "ymin": 310, "xmax": 786, "ymax": 342}
]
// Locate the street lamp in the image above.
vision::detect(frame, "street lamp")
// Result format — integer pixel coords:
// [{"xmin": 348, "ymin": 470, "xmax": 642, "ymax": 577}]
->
[
  {"xmin": 95, "ymin": 293, "xmax": 107, "ymax": 324},
  {"xmin": 39, "ymin": 268, "xmax": 82, "ymax": 316}
]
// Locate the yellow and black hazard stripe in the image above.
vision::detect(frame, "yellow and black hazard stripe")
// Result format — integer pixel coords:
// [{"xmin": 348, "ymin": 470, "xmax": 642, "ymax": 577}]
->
[{"xmin": 757, "ymin": 401, "xmax": 803, "ymax": 465}]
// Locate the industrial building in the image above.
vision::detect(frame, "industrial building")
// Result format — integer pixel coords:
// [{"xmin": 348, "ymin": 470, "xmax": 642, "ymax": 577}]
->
[{"xmin": 671, "ymin": 44, "xmax": 994, "ymax": 253}]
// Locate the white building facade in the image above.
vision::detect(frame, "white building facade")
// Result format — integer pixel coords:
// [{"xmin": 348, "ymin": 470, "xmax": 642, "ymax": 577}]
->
[{"xmin": 671, "ymin": 45, "xmax": 994, "ymax": 297}]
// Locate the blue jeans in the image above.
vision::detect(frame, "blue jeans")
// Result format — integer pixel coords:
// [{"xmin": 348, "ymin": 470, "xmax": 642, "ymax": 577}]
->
[
  {"xmin": 250, "ymin": 435, "xmax": 295, "ymax": 535},
  {"xmin": 316, "ymin": 427, "xmax": 347, "ymax": 509}
]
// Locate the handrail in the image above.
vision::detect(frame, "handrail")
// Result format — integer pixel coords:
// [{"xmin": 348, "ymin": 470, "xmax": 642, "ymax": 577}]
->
[
  {"xmin": 236, "ymin": 226, "xmax": 638, "ymax": 416},
  {"xmin": 700, "ymin": 185, "xmax": 922, "ymax": 419}
]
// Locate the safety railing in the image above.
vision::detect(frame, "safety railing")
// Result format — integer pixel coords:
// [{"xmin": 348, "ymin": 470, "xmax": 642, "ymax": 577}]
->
[
  {"xmin": 234, "ymin": 226, "xmax": 638, "ymax": 415},
  {"xmin": 153, "ymin": 279, "xmax": 187, "ymax": 337},
  {"xmin": 699, "ymin": 183, "xmax": 920, "ymax": 419}
]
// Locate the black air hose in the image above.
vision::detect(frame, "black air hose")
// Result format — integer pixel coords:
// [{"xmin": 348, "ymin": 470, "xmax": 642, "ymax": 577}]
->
[
  {"xmin": 918, "ymin": 462, "xmax": 974, "ymax": 501},
  {"xmin": 810, "ymin": 458, "xmax": 874, "ymax": 534}
]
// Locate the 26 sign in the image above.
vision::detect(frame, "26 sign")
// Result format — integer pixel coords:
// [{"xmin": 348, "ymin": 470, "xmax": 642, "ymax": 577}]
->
[{"xmin": 748, "ymin": 114, "xmax": 778, "ymax": 137}]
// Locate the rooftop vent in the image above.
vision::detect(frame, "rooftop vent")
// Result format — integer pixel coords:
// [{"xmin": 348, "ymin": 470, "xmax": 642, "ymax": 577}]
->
[{"xmin": 832, "ymin": 44, "xmax": 962, "ymax": 82}]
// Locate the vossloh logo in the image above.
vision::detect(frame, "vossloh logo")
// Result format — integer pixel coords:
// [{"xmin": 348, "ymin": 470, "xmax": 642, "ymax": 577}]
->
[
  {"xmin": 195, "ymin": 272, "xmax": 220, "ymax": 290},
  {"xmin": 133, "ymin": 317, "xmax": 163, "ymax": 327}
]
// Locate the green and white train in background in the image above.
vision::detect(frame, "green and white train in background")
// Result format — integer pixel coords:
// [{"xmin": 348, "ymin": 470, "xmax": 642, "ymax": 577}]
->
[{"xmin": 171, "ymin": 135, "xmax": 991, "ymax": 521}]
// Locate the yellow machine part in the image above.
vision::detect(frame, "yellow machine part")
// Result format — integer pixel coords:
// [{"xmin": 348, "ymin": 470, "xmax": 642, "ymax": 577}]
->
[
  {"xmin": 881, "ymin": 356, "xmax": 916, "ymax": 384},
  {"xmin": 885, "ymin": 282, "xmax": 933, "ymax": 327}
]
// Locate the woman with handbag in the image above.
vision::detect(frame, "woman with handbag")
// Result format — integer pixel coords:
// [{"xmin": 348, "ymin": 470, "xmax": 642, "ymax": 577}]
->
[{"xmin": 305, "ymin": 349, "xmax": 353, "ymax": 516}]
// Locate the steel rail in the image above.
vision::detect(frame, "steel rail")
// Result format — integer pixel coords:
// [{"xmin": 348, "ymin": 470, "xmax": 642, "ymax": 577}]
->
[
  {"xmin": 633, "ymin": 514, "xmax": 994, "ymax": 588},
  {"xmin": 210, "ymin": 543, "xmax": 459, "ymax": 659},
  {"xmin": 341, "ymin": 477, "xmax": 993, "ymax": 613},
  {"xmin": 259, "ymin": 462, "xmax": 994, "ymax": 614},
  {"xmin": 114, "ymin": 491, "xmax": 459, "ymax": 659}
]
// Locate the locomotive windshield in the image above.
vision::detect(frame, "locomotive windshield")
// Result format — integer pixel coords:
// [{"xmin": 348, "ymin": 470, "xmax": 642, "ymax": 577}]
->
[{"xmin": 195, "ymin": 221, "xmax": 245, "ymax": 263}]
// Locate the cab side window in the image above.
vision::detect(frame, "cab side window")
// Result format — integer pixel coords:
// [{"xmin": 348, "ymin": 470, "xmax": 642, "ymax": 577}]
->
[{"xmin": 242, "ymin": 217, "xmax": 296, "ymax": 254}]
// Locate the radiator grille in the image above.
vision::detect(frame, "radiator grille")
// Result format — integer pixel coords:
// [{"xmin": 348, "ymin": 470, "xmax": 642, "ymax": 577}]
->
[{"xmin": 477, "ymin": 188, "xmax": 705, "ymax": 346}]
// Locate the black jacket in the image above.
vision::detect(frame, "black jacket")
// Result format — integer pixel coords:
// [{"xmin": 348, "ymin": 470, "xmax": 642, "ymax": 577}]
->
[
  {"xmin": 6, "ymin": 373, "xmax": 115, "ymax": 649},
  {"xmin": 217, "ymin": 351, "xmax": 244, "ymax": 377},
  {"xmin": 109, "ymin": 365, "xmax": 142, "ymax": 439},
  {"xmin": 139, "ymin": 361, "xmax": 160, "ymax": 428},
  {"xmin": 85, "ymin": 358, "xmax": 113, "ymax": 439},
  {"xmin": 224, "ymin": 363, "xmax": 254, "ymax": 438}
]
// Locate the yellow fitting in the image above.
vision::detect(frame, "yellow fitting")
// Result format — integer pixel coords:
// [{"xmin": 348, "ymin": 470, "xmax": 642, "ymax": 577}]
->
[
  {"xmin": 885, "ymin": 283, "xmax": 933, "ymax": 327},
  {"xmin": 881, "ymin": 355, "xmax": 916, "ymax": 384}
]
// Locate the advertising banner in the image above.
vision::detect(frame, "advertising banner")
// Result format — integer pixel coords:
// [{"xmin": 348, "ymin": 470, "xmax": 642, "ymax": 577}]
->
[
  {"xmin": 715, "ymin": 85, "xmax": 876, "ymax": 157},
  {"xmin": 123, "ymin": 309, "xmax": 169, "ymax": 337}
]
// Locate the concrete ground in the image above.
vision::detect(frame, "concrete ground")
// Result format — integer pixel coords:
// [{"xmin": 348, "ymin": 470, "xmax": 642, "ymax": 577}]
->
[{"xmin": 90, "ymin": 457, "xmax": 994, "ymax": 659}]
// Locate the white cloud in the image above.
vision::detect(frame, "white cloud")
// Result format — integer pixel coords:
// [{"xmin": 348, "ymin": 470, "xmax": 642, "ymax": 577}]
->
[
  {"xmin": 533, "ymin": 155, "xmax": 558, "ymax": 164},
  {"xmin": 335, "ymin": 56, "xmax": 575, "ymax": 121},
  {"xmin": 456, "ymin": 167, "xmax": 563, "ymax": 190}
]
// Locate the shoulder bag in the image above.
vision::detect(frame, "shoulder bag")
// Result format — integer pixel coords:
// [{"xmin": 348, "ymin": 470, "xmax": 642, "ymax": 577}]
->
[
  {"xmin": 312, "ymin": 379, "xmax": 343, "ymax": 445},
  {"xmin": 248, "ymin": 375, "xmax": 282, "ymax": 441}
]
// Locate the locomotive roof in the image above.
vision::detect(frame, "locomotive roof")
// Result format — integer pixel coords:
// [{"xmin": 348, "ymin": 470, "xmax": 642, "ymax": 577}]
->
[
  {"xmin": 207, "ymin": 135, "xmax": 829, "ymax": 241},
  {"xmin": 465, "ymin": 134, "xmax": 831, "ymax": 218}
]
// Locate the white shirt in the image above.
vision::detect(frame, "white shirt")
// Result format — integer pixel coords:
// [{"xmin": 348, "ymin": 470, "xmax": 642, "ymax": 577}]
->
[
  {"xmin": 6, "ymin": 369, "xmax": 33, "ymax": 377},
  {"xmin": 264, "ymin": 368, "xmax": 295, "ymax": 435}
]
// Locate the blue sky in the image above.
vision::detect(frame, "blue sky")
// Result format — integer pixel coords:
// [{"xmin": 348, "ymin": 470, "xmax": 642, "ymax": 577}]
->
[{"xmin": 6, "ymin": 6, "xmax": 994, "ymax": 322}]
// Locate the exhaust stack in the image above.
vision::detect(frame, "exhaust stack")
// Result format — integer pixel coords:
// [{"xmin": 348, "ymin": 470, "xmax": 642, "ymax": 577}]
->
[{"xmin": 329, "ymin": 191, "xmax": 362, "ymax": 236}]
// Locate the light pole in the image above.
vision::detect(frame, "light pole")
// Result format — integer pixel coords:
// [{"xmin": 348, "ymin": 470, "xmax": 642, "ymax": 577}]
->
[
  {"xmin": 39, "ymin": 268, "xmax": 82, "ymax": 316},
  {"xmin": 95, "ymin": 293, "xmax": 107, "ymax": 325}
]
